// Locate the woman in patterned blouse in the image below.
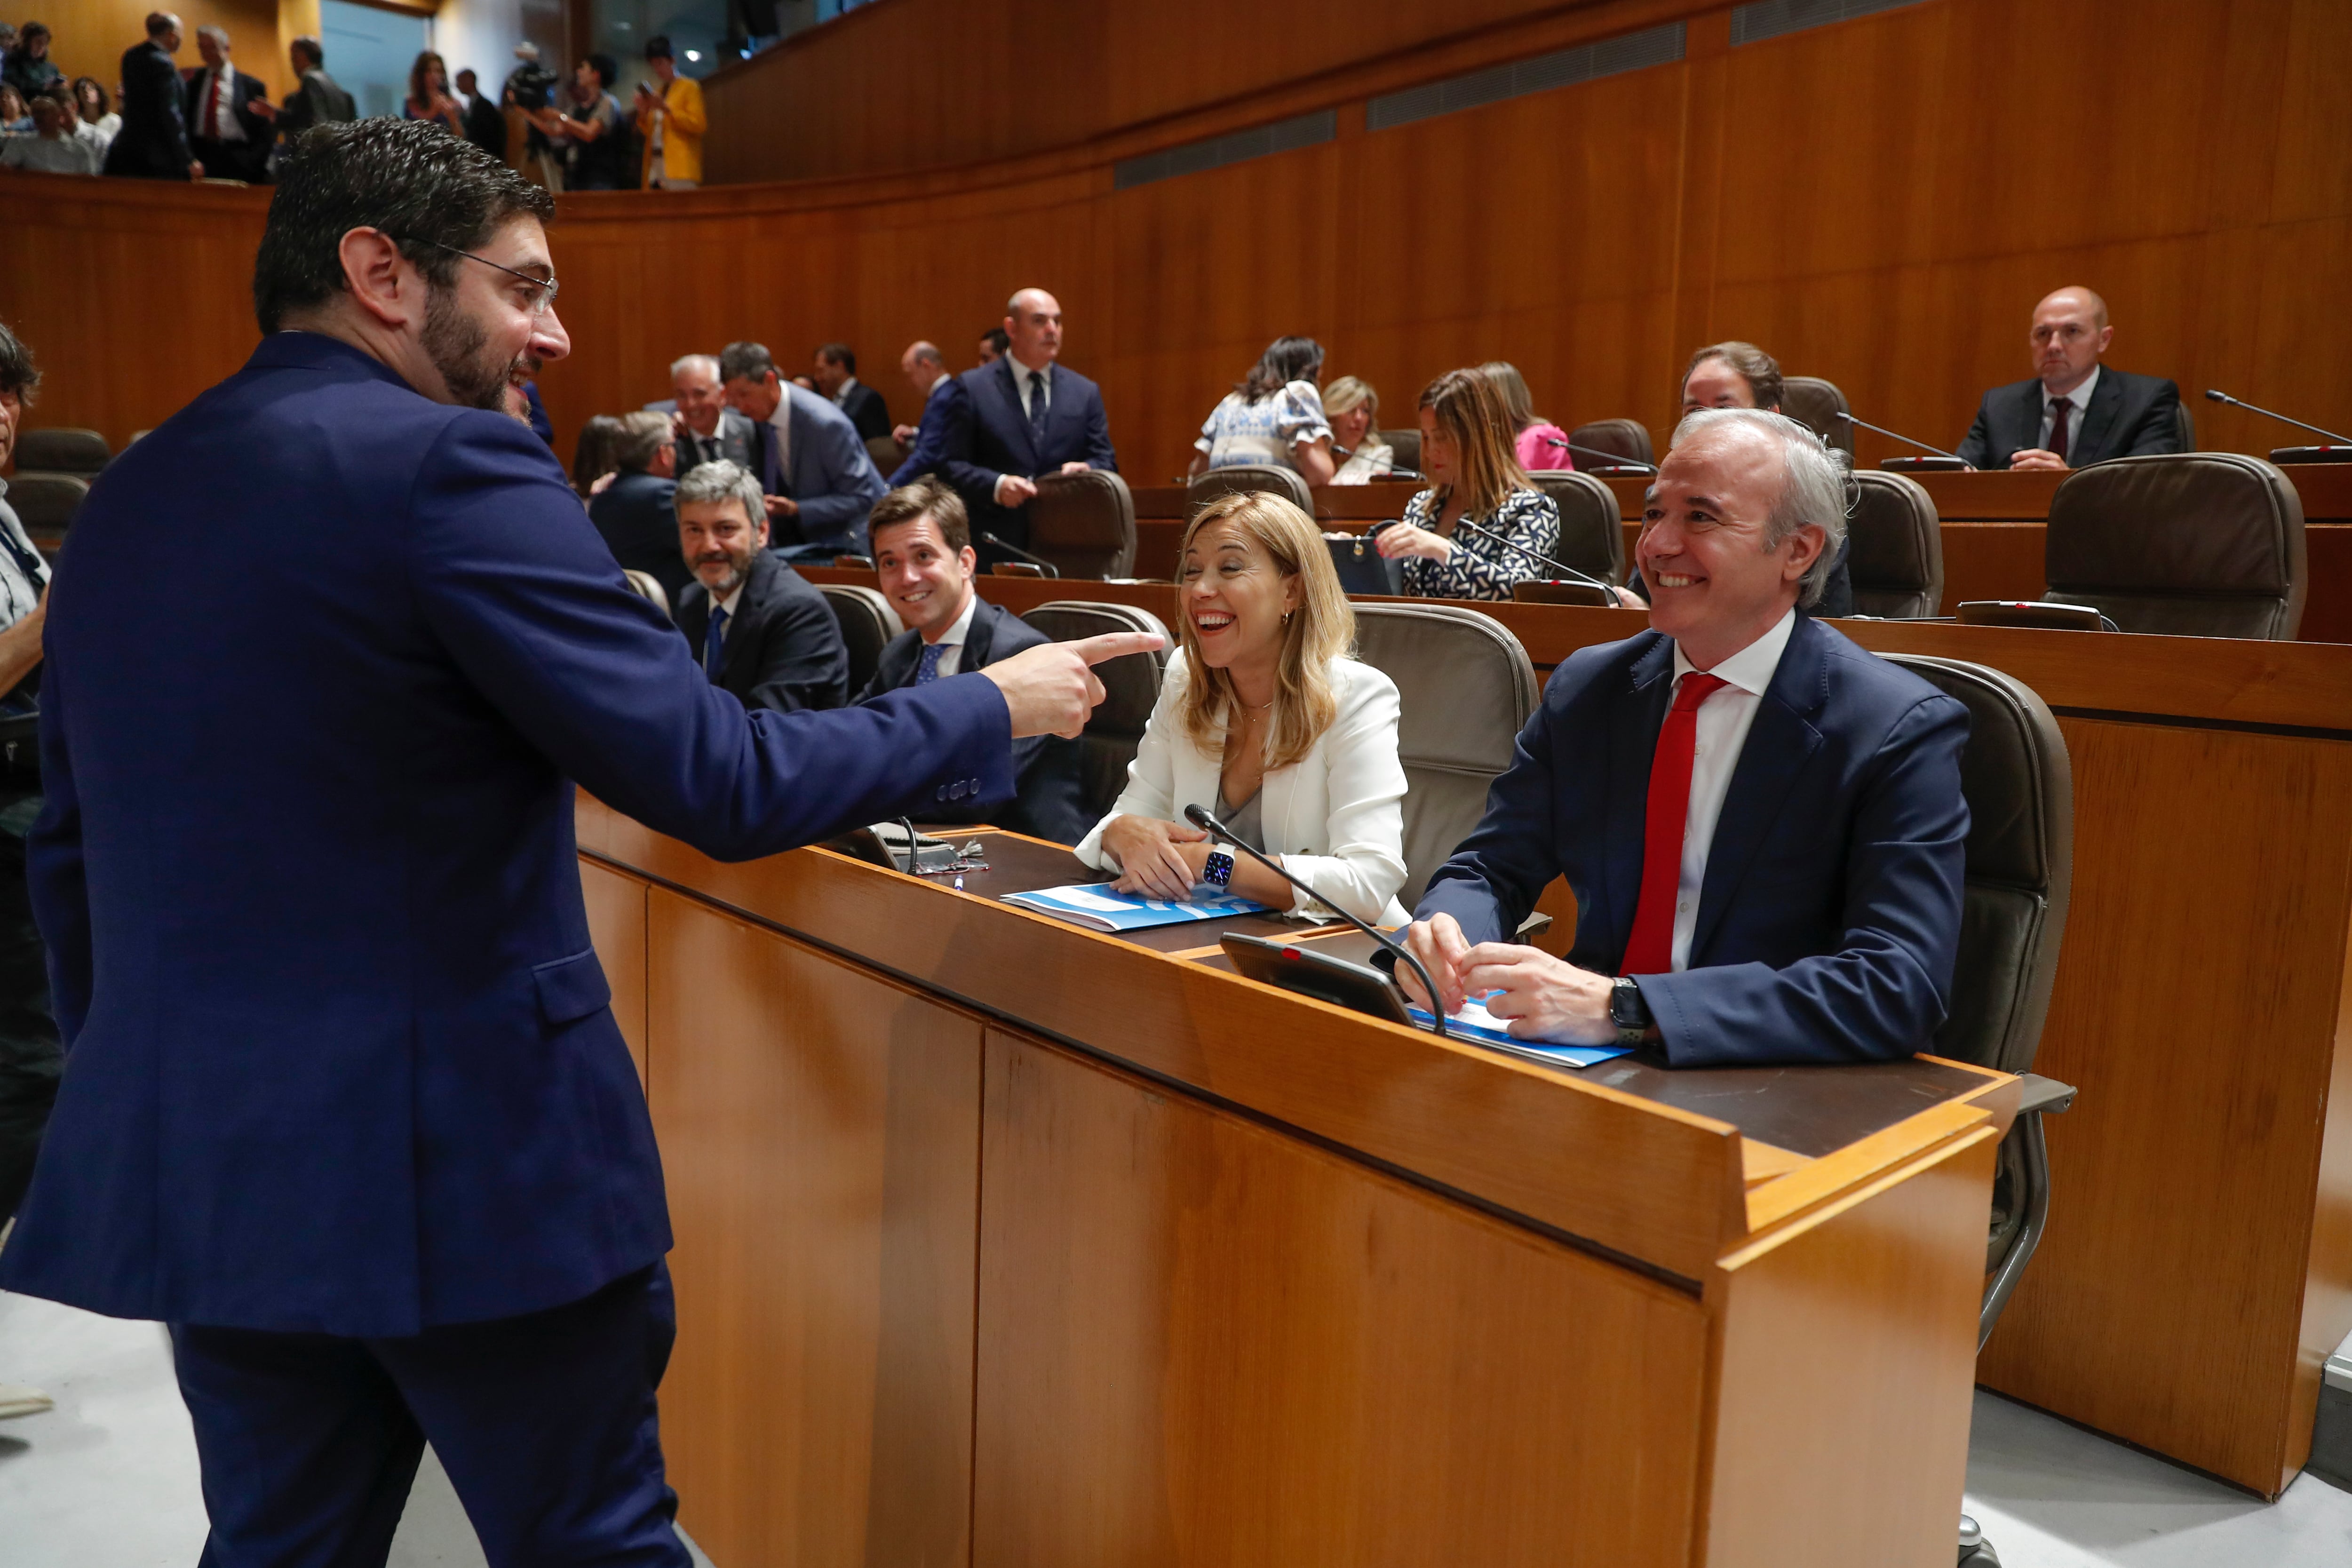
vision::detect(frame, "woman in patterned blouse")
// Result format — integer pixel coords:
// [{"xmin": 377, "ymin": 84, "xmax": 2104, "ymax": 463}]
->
[
  {"xmin": 1374, "ymin": 368, "xmax": 1561, "ymax": 601},
  {"xmin": 1190, "ymin": 336, "xmax": 1338, "ymax": 485}
]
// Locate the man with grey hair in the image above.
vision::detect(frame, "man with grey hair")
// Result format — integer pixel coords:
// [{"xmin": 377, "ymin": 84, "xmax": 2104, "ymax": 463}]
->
[
  {"xmin": 186, "ymin": 23, "xmax": 273, "ymax": 183},
  {"xmin": 669, "ymin": 460, "xmax": 849, "ymax": 714},
  {"xmin": 587, "ymin": 411, "xmax": 690, "ymax": 604},
  {"xmin": 668, "ymin": 352, "xmax": 754, "ymax": 471},
  {"xmin": 1397, "ymin": 406, "xmax": 1970, "ymax": 1069}
]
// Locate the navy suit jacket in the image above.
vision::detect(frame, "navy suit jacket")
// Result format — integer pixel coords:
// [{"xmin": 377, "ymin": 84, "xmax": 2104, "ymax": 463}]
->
[
  {"xmin": 103, "ymin": 40, "xmax": 193, "ymax": 179},
  {"xmin": 941, "ymin": 357, "xmax": 1117, "ymax": 551},
  {"xmin": 1955, "ymin": 368, "xmax": 2184, "ymax": 470},
  {"xmin": 586, "ymin": 469, "xmax": 690, "ymax": 605},
  {"xmin": 675, "ymin": 406, "xmax": 756, "ymax": 475},
  {"xmin": 751, "ymin": 383, "xmax": 886, "ymax": 554},
  {"xmin": 1, "ymin": 332, "xmax": 1015, "ymax": 1336},
  {"xmin": 674, "ymin": 549, "xmax": 850, "ymax": 715},
  {"xmin": 886, "ymin": 375, "xmax": 963, "ymax": 489},
  {"xmin": 856, "ymin": 597, "xmax": 1090, "ymax": 843},
  {"xmin": 1416, "ymin": 615, "xmax": 1970, "ymax": 1068}
]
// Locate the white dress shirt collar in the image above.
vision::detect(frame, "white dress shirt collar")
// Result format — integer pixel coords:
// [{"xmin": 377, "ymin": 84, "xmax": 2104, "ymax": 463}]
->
[
  {"xmin": 1661, "ymin": 607, "xmax": 1797, "ymax": 971},
  {"xmin": 2039, "ymin": 364, "xmax": 2099, "ymax": 451},
  {"xmin": 1670, "ymin": 605, "xmax": 1796, "ymax": 692},
  {"xmin": 829, "ymin": 375, "xmax": 860, "ymax": 409},
  {"xmin": 1008, "ymin": 353, "xmax": 1053, "ymax": 418},
  {"xmin": 927, "ymin": 584, "xmax": 979, "ymax": 649},
  {"xmin": 713, "ymin": 573, "xmax": 749, "ymax": 620}
]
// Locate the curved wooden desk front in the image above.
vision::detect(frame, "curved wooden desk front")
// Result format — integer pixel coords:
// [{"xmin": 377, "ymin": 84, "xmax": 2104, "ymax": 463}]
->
[{"xmin": 579, "ymin": 796, "xmax": 2005, "ymax": 1567}]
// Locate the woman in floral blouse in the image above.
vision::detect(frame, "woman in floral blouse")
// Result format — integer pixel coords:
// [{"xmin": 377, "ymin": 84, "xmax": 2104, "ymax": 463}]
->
[
  {"xmin": 1191, "ymin": 336, "xmax": 1337, "ymax": 485},
  {"xmin": 1375, "ymin": 368, "xmax": 1561, "ymax": 601}
]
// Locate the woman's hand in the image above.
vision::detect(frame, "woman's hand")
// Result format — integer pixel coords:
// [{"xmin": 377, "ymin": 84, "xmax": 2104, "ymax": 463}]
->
[
  {"xmin": 1375, "ymin": 524, "xmax": 1454, "ymax": 562},
  {"xmin": 1101, "ymin": 815, "xmax": 1210, "ymax": 901}
]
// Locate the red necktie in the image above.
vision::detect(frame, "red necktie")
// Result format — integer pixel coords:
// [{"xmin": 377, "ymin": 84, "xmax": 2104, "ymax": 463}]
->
[
  {"xmin": 2048, "ymin": 397, "xmax": 2071, "ymax": 462},
  {"xmin": 206, "ymin": 71, "xmax": 225, "ymax": 139},
  {"xmin": 1621, "ymin": 672, "xmax": 1727, "ymax": 976}
]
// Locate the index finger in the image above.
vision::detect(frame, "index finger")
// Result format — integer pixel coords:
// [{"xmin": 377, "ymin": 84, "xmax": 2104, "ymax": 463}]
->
[{"xmin": 1070, "ymin": 631, "xmax": 1165, "ymax": 665}]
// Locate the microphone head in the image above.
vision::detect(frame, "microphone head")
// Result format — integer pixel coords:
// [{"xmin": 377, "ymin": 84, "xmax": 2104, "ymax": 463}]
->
[
  {"xmin": 2204, "ymin": 389, "xmax": 2229, "ymax": 403},
  {"xmin": 1182, "ymin": 803, "xmax": 1222, "ymax": 836}
]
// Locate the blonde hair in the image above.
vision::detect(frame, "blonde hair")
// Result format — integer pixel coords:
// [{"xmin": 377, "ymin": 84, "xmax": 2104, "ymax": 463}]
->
[
  {"xmin": 1419, "ymin": 367, "xmax": 1532, "ymax": 521},
  {"xmin": 1322, "ymin": 375, "xmax": 1378, "ymax": 427},
  {"xmin": 1176, "ymin": 491, "xmax": 1354, "ymax": 772}
]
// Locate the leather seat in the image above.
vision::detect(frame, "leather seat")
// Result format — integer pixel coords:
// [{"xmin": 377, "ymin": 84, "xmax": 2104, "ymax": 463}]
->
[
  {"xmin": 1566, "ymin": 418, "xmax": 1653, "ymax": 468},
  {"xmin": 1378, "ymin": 428, "xmax": 1421, "ymax": 473},
  {"xmin": 14, "ymin": 427, "xmax": 109, "ymax": 478},
  {"xmin": 1349, "ymin": 604, "xmax": 1539, "ymax": 906},
  {"xmin": 818, "ymin": 584, "xmax": 903, "ymax": 696},
  {"xmin": 1028, "ymin": 469, "xmax": 1137, "ymax": 579},
  {"xmin": 1780, "ymin": 376, "xmax": 1852, "ymax": 456},
  {"xmin": 1526, "ymin": 469, "xmax": 1625, "ymax": 584},
  {"xmin": 2042, "ymin": 453, "xmax": 2305, "ymax": 639},
  {"xmin": 864, "ymin": 434, "xmax": 906, "ymax": 474},
  {"xmin": 5, "ymin": 472, "xmax": 88, "ymax": 535},
  {"xmin": 1846, "ymin": 470, "xmax": 1943, "ymax": 617},
  {"xmin": 1187, "ymin": 464, "xmax": 1311, "ymax": 515},
  {"xmin": 620, "ymin": 570, "xmax": 670, "ymax": 616},
  {"xmin": 1021, "ymin": 600, "xmax": 1172, "ymax": 818}
]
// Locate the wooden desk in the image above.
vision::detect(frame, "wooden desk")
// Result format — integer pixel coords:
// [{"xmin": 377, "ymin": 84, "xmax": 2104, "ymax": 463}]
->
[{"xmin": 580, "ymin": 802, "xmax": 2007, "ymax": 1566}]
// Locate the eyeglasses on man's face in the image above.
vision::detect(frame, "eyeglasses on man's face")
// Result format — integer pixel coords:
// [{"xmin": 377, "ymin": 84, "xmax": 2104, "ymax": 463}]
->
[{"xmin": 408, "ymin": 236, "xmax": 561, "ymax": 316}]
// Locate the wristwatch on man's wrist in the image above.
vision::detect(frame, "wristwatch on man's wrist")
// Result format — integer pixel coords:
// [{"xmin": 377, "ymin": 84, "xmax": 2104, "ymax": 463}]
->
[
  {"xmin": 1200, "ymin": 849, "xmax": 1235, "ymax": 889},
  {"xmin": 1609, "ymin": 975, "xmax": 1652, "ymax": 1049}
]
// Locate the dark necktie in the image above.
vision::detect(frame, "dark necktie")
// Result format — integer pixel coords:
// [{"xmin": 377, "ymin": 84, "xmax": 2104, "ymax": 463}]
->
[
  {"xmin": 1621, "ymin": 672, "xmax": 1728, "ymax": 976},
  {"xmin": 704, "ymin": 605, "xmax": 729, "ymax": 682},
  {"xmin": 2048, "ymin": 397, "xmax": 2072, "ymax": 462},
  {"xmin": 1027, "ymin": 371, "xmax": 1049, "ymax": 450},
  {"xmin": 915, "ymin": 643, "xmax": 946, "ymax": 685}
]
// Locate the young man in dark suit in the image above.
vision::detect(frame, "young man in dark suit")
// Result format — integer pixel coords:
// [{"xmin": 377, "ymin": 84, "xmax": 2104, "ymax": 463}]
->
[
  {"xmin": 860, "ymin": 479, "xmax": 1091, "ymax": 843},
  {"xmin": 1399, "ymin": 407, "xmax": 1970, "ymax": 1068},
  {"xmin": 671, "ymin": 458, "xmax": 850, "ymax": 714},
  {"xmin": 276, "ymin": 35, "xmax": 355, "ymax": 145},
  {"xmin": 811, "ymin": 342, "xmax": 892, "ymax": 442},
  {"xmin": 185, "ymin": 24, "xmax": 275, "ymax": 183},
  {"xmin": 940, "ymin": 287, "xmax": 1118, "ymax": 560},
  {"xmin": 1955, "ymin": 286, "xmax": 2185, "ymax": 471},
  {"xmin": 103, "ymin": 12, "xmax": 200, "ymax": 182}
]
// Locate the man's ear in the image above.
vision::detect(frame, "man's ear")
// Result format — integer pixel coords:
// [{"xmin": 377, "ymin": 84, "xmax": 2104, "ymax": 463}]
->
[
  {"xmin": 753, "ymin": 515, "xmax": 770, "ymax": 550},
  {"xmin": 957, "ymin": 546, "xmax": 977, "ymax": 577},
  {"xmin": 1782, "ymin": 523, "xmax": 1827, "ymax": 583},
  {"xmin": 338, "ymin": 227, "xmax": 426, "ymax": 332}
]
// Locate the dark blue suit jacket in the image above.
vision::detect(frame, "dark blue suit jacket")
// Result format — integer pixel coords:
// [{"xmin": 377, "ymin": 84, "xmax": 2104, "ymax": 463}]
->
[
  {"xmin": 1955, "ymin": 368, "xmax": 2184, "ymax": 470},
  {"xmin": 941, "ymin": 357, "xmax": 1117, "ymax": 551},
  {"xmin": 886, "ymin": 375, "xmax": 963, "ymax": 489},
  {"xmin": 1417, "ymin": 615, "xmax": 1970, "ymax": 1067},
  {"xmin": 749, "ymin": 383, "xmax": 886, "ymax": 554},
  {"xmin": 1, "ymin": 332, "xmax": 1015, "ymax": 1337}
]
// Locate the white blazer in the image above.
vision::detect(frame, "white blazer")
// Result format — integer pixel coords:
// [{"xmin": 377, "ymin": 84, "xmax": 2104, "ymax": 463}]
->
[{"xmin": 1075, "ymin": 650, "xmax": 1411, "ymax": 927}]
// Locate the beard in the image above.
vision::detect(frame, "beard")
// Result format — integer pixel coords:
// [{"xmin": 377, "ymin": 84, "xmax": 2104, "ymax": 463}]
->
[{"xmin": 421, "ymin": 287, "xmax": 521, "ymax": 413}]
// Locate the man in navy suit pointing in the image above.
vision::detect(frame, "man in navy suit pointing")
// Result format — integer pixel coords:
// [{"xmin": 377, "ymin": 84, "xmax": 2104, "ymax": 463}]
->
[
  {"xmin": 1400, "ymin": 408, "xmax": 1969, "ymax": 1068},
  {"xmin": 0, "ymin": 119, "xmax": 1154, "ymax": 1565}
]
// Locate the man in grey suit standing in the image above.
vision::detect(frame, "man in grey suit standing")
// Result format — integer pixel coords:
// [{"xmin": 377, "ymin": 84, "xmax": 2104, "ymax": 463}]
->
[
  {"xmin": 718, "ymin": 340, "xmax": 887, "ymax": 561},
  {"xmin": 666, "ymin": 353, "xmax": 754, "ymax": 471}
]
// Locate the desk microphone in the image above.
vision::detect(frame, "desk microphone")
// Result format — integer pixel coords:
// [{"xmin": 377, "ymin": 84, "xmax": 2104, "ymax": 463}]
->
[
  {"xmin": 1831, "ymin": 410, "xmax": 1970, "ymax": 464},
  {"xmin": 2203, "ymin": 389, "xmax": 2352, "ymax": 446},
  {"xmin": 979, "ymin": 533, "xmax": 1061, "ymax": 576},
  {"xmin": 1329, "ymin": 440, "xmax": 1425, "ymax": 482},
  {"xmin": 1542, "ymin": 435, "xmax": 1658, "ymax": 474},
  {"xmin": 1182, "ymin": 803, "xmax": 1447, "ymax": 1038},
  {"xmin": 1443, "ymin": 516, "xmax": 1623, "ymax": 601}
]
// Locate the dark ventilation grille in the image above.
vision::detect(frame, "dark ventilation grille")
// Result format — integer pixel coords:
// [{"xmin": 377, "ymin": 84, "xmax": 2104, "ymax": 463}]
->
[
  {"xmin": 1112, "ymin": 110, "xmax": 1338, "ymax": 191},
  {"xmin": 1730, "ymin": 0, "xmax": 1929, "ymax": 46},
  {"xmin": 1364, "ymin": 22, "xmax": 1685, "ymax": 132}
]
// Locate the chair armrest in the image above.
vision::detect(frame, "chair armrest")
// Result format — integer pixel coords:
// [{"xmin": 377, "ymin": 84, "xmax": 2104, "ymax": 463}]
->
[{"xmin": 2015, "ymin": 1073, "xmax": 2075, "ymax": 1116}]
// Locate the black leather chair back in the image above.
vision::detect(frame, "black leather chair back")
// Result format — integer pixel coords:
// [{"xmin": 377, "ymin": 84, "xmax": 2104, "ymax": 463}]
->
[
  {"xmin": 1187, "ymin": 465, "xmax": 1311, "ymax": 516},
  {"xmin": 7, "ymin": 472, "xmax": 88, "ymax": 534},
  {"xmin": 2042, "ymin": 453, "xmax": 2305, "ymax": 639},
  {"xmin": 1028, "ymin": 469, "xmax": 1137, "ymax": 579},
  {"xmin": 1349, "ymin": 605, "xmax": 1539, "ymax": 906},
  {"xmin": 1567, "ymin": 418, "xmax": 1653, "ymax": 468},
  {"xmin": 864, "ymin": 434, "xmax": 906, "ymax": 474},
  {"xmin": 1780, "ymin": 376, "xmax": 1853, "ymax": 456},
  {"xmin": 15, "ymin": 427, "xmax": 109, "ymax": 477},
  {"xmin": 1526, "ymin": 470, "xmax": 1626, "ymax": 584},
  {"xmin": 818, "ymin": 584, "xmax": 903, "ymax": 697},
  {"xmin": 1846, "ymin": 470, "xmax": 1943, "ymax": 618},
  {"xmin": 1379, "ymin": 428, "xmax": 1422, "ymax": 473},
  {"xmin": 1021, "ymin": 600, "xmax": 1172, "ymax": 818}
]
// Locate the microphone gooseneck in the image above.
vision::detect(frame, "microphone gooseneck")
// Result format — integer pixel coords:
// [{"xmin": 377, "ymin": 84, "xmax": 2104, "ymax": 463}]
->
[
  {"xmin": 1446, "ymin": 516, "xmax": 1620, "ymax": 599},
  {"xmin": 1830, "ymin": 410, "xmax": 1970, "ymax": 463},
  {"xmin": 1545, "ymin": 436, "xmax": 1658, "ymax": 474},
  {"xmin": 2204, "ymin": 390, "xmax": 2352, "ymax": 446},
  {"xmin": 979, "ymin": 532, "xmax": 1061, "ymax": 576},
  {"xmin": 1329, "ymin": 440, "xmax": 1426, "ymax": 483},
  {"xmin": 1182, "ymin": 803, "xmax": 1448, "ymax": 1039}
]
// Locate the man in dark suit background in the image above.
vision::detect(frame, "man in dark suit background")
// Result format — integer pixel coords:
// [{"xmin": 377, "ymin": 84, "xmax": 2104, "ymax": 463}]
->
[
  {"xmin": 860, "ymin": 479, "xmax": 1090, "ymax": 842},
  {"xmin": 717, "ymin": 340, "xmax": 888, "ymax": 560},
  {"xmin": 941, "ymin": 287, "xmax": 1118, "ymax": 560},
  {"xmin": 672, "ymin": 459, "xmax": 849, "ymax": 714},
  {"xmin": 275, "ymin": 34, "xmax": 354, "ymax": 147},
  {"xmin": 886, "ymin": 338, "xmax": 963, "ymax": 487},
  {"xmin": 185, "ymin": 24, "xmax": 274, "ymax": 183},
  {"xmin": 667, "ymin": 352, "xmax": 754, "ymax": 471},
  {"xmin": 103, "ymin": 12, "xmax": 200, "ymax": 182},
  {"xmin": 811, "ymin": 342, "xmax": 891, "ymax": 442},
  {"xmin": 1956, "ymin": 286, "xmax": 2184, "ymax": 471},
  {"xmin": 1399, "ymin": 407, "xmax": 1969, "ymax": 1068},
  {"xmin": 587, "ymin": 412, "xmax": 692, "ymax": 605},
  {"xmin": 454, "ymin": 68, "xmax": 508, "ymax": 160},
  {"xmin": 1, "ymin": 119, "xmax": 1152, "ymax": 1563}
]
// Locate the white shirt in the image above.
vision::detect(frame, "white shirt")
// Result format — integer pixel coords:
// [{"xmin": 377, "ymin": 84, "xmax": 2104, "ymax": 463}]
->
[
  {"xmin": 1, "ymin": 131, "xmax": 98, "ymax": 174},
  {"xmin": 829, "ymin": 375, "xmax": 860, "ymax": 410},
  {"xmin": 1008, "ymin": 354, "xmax": 1053, "ymax": 420},
  {"xmin": 1664, "ymin": 607, "xmax": 1797, "ymax": 971},
  {"xmin": 711, "ymin": 578, "xmax": 747, "ymax": 621},
  {"xmin": 0, "ymin": 486, "xmax": 48, "ymax": 636},
  {"xmin": 197, "ymin": 62, "xmax": 247, "ymax": 142},
  {"xmin": 918, "ymin": 588, "xmax": 980, "ymax": 679},
  {"xmin": 2037, "ymin": 364, "xmax": 2099, "ymax": 455}
]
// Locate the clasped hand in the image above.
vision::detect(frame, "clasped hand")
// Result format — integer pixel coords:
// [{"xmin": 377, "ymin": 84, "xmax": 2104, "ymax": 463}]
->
[
  {"xmin": 1398, "ymin": 913, "xmax": 1619, "ymax": 1044},
  {"xmin": 1099, "ymin": 815, "xmax": 1213, "ymax": 901}
]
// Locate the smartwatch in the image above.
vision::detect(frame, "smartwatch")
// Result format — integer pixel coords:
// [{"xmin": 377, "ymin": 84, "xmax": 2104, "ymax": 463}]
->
[
  {"xmin": 1200, "ymin": 850, "xmax": 1235, "ymax": 889},
  {"xmin": 1609, "ymin": 976, "xmax": 1652, "ymax": 1050}
]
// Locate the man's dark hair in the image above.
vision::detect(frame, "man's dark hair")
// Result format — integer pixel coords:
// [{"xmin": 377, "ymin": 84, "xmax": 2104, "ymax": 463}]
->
[
  {"xmin": 144, "ymin": 12, "xmax": 176, "ymax": 39},
  {"xmin": 1238, "ymin": 334, "xmax": 1324, "ymax": 403},
  {"xmin": 253, "ymin": 118, "xmax": 555, "ymax": 335},
  {"xmin": 868, "ymin": 478, "xmax": 969, "ymax": 554},
  {"xmin": 0, "ymin": 319, "xmax": 41, "ymax": 408},
  {"xmin": 1683, "ymin": 340, "xmax": 1784, "ymax": 413},
  {"xmin": 980, "ymin": 327, "xmax": 1009, "ymax": 356},
  {"xmin": 718, "ymin": 341, "xmax": 777, "ymax": 385},
  {"xmin": 585, "ymin": 52, "xmax": 617, "ymax": 89},
  {"xmin": 291, "ymin": 34, "xmax": 323, "ymax": 68},
  {"xmin": 817, "ymin": 342, "xmax": 855, "ymax": 375},
  {"xmin": 644, "ymin": 34, "xmax": 673, "ymax": 60}
]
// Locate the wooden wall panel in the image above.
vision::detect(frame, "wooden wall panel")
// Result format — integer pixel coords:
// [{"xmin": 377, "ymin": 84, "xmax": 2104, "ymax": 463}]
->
[
  {"xmin": 34, "ymin": 0, "xmax": 290, "ymax": 98},
  {"xmin": 646, "ymin": 889, "xmax": 980, "ymax": 1568}
]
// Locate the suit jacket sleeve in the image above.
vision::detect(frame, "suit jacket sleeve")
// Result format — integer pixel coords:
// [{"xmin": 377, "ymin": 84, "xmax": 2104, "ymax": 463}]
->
[
  {"xmin": 1637, "ymin": 692, "xmax": 1970, "ymax": 1068},
  {"xmin": 939, "ymin": 377, "xmax": 1009, "ymax": 498},
  {"xmin": 28, "ymin": 660, "xmax": 92, "ymax": 1045},
  {"xmin": 887, "ymin": 382, "xmax": 961, "ymax": 488},
  {"xmin": 794, "ymin": 415, "xmax": 888, "ymax": 552},
  {"xmin": 235, "ymin": 73, "xmax": 271, "ymax": 141},
  {"xmin": 1956, "ymin": 395, "xmax": 1997, "ymax": 470},
  {"xmin": 2123, "ymin": 378, "xmax": 2186, "ymax": 456},
  {"xmin": 402, "ymin": 412, "xmax": 1013, "ymax": 860},
  {"xmin": 739, "ymin": 586, "xmax": 850, "ymax": 715}
]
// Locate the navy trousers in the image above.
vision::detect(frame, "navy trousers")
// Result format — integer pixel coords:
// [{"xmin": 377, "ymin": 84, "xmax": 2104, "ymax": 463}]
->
[{"xmin": 170, "ymin": 1263, "xmax": 689, "ymax": 1568}]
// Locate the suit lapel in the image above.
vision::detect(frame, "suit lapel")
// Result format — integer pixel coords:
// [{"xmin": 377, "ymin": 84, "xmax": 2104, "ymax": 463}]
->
[
  {"xmin": 2072, "ymin": 371, "xmax": 2124, "ymax": 465},
  {"xmin": 1601, "ymin": 636, "xmax": 1677, "ymax": 963},
  {"xmin": 960, "ymin": 598, "xmax": 999, "ymax": 669},
  {"xmin": 1690, "ymin": 618, "xmax": 1829, "ymax": 960},
  {"xmin": 996, "ymin": 359, "xmax": 1041, "ymax": 471},
  {"xmin": 2010, "ymin": 381, "xmax": 2043, "ymax": 459},
  {"xmin": 717, "ymin": 556, "xmax": 776, "ymax": 687}
]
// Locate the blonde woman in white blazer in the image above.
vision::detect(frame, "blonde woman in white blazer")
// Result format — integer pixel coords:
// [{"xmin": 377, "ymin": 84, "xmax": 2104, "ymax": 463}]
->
[{"xmin": 1076, "ymin": 490, "xmax": 1410, "ymax": 927}]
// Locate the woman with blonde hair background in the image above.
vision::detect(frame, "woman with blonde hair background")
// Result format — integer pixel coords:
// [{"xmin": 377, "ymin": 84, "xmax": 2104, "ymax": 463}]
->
[
  {"xmin": 1376, "ymin": 368, "xmax": 1560, "ymax": 600},
  {"xmin": 1078, "ymin": 490, "xmax": 1408, "ymax": 925},
  {"xmin": 1323, "ymin": 375, "xmax": 1393, "ymax": 483}
]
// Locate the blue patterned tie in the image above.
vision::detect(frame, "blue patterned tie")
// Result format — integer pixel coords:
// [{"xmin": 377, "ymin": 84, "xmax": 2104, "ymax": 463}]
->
[
  {"xmin": 1027, "ymin": 370, "xmax": 1049, "ymax": 450},
  {"xmin": 704, "ymin": 605, "xmax": 728, "ymax": 681},
  {"xmin": 915, "ymin": 643, "xmax": 946, "ymax": 685}
]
